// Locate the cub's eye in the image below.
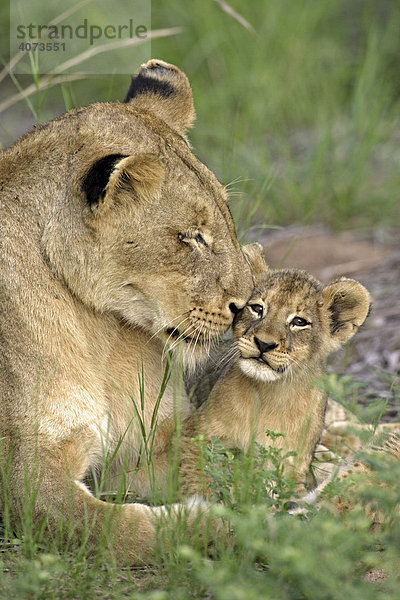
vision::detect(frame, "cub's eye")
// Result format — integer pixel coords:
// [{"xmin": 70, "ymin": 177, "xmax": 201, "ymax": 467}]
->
[
  {"xmin": 249, "ymin": 304, "xmax": 263, "ymax": 318},
  {"xmin": 290, "ymin": 317, "xmax": 310, "ymax": 328}
]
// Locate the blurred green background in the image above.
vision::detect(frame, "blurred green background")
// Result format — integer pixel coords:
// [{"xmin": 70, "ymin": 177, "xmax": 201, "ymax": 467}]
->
[
  {"xmin": 1, "ymin": 5, "xmax": 400, "ymax": 597},
  {"xmin": 1, "ymin": 0, "xmax": 400, "ymax": 230}
]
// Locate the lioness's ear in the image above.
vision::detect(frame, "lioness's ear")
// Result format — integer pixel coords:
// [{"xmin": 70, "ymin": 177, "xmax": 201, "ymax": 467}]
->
[
  {"xmin": 322, "ymin": 278, "xmax": 370, "ymax": 346},
  {"xmin": 124, "ymin": 59, "xmax": 195, "ymax": 136},
  {"xmin": 242, "ymin": 243, "xmax": 269, "ymax": 281},
  {"xmin": 82, "ymin": 153, "xmax": 164, "ymax": 215}
]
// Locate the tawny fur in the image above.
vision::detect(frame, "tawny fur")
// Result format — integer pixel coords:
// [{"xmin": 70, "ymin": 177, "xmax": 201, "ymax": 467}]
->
[
  {"xmin": 296, "ymin": 429, "xmax": 400, "ymax": 525},
  {"xmin": 0, "ymin": 60, "xmax": 253, "ymax": 564},
  {"xmin": 178, "ymin": 244, "xmax": 371, "ymax": 496}
]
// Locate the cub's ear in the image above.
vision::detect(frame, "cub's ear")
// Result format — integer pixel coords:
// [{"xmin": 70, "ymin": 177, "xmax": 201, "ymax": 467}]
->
[
  {"xmin": 124, "ymin": 59, "xmax": 195, "ymax": 136},
  {"xmin": 82, "ymin": 153, "xmax": 164, "ymax": 216},
  {"xmin": 322, "ymin": 278, "xmax": 370, "ymax": 346},
  {"xmin": 242, "ymin": 243, "xmax": 269, "ymax": 282}
]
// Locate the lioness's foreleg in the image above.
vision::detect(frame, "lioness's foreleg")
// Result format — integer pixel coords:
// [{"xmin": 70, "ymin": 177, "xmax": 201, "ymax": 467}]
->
[{"xmin": 2, "ymin": 436, "xmax": 218, "ymax": 565}]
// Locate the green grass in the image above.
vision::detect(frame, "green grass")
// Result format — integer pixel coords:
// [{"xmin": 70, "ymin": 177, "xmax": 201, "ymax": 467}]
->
[
  {"xmin": 1, "ymin": 0, "xmax": 400, "ymax": 229},
  {"xmin": 2, "ymin": 406, "xmax": 400, "ymax": 599},
  {"xmin": 1, "ymin": 0, "xmax": 400, "ymax": 597},
  {"xmin": 1, "ymin": 368, "xmax": 400, "ymax": 599},
  {"xmin": 151, "ymin": 0, "xmax": 400, "ymax": 230}
]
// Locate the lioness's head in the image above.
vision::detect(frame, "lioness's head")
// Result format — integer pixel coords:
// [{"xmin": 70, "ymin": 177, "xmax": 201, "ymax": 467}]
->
[
  {"xmin": 41, "ymin": 60, "xmax": 253, "ymax": 367},
  {"xmin": 232, "ymin": 244, "xmax": 370, "ymax": 382}
]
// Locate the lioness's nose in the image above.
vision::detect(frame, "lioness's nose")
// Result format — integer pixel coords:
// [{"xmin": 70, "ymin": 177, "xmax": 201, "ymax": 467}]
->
[
  {"xmin": 254, "ymin": 337, "xmax": 278, "ymax": 354},
  {"xmin": 228, "ymin": 301, "xmax": 246, "ymax": 316}
]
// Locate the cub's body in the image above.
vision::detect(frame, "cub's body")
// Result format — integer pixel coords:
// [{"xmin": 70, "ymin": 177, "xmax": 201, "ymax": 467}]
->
[
  {"xmin": 180, "ymin": 245, "xmax": 370, "ymax": 494},
  {"xmin": 194, "ymin": 361, "xmax": 326, "ymax": 483}
]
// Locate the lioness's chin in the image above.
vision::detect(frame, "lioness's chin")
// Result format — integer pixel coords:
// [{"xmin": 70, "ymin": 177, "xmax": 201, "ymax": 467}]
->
[
  {"xmin": 238, "ymin": 358, "xmax": 281, "ymax": 383},
  {"xmin": 161, "ymin": 324, "xmax": 218, "ymax": 371},
  {"xmin": 167, "ymin": 339, "xmax": 210, "ymax": 372}
]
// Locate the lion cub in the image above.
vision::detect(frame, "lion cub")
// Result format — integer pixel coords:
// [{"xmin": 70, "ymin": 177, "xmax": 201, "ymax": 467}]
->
[{"xmin": 180, "ymin": 244, "xmax": 370, "ymax": 494}]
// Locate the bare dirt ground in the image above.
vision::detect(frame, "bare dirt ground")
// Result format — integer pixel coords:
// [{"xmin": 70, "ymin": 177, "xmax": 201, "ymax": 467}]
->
[{"xmin": 258, "ymin": 226, "xmax": 400, "ymax": 422}]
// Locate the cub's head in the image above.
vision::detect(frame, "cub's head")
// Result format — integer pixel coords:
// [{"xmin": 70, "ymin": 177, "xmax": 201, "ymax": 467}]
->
[
  {"xmin": 42, "ymin": 60, "xmax": 253, "ymax": 368},
  {"xmin": 232, "ymin": 244, "xmax": 370, "ymax": 382}
]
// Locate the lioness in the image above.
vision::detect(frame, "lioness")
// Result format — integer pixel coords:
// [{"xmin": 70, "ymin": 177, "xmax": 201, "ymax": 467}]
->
[
  {"xmin": 0, "ymin": 60, "xmax": 253, "ymax": 564},
  {"xmin": 179, "ymin": 244, "xmax": 371, "ymax": 495}
]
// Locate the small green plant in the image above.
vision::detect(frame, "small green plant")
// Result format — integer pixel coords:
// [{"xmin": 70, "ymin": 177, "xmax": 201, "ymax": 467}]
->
[
  {"xmin": 130, "ymin": 360, "xmax": 173, "ymax": 501},
  {"xmin": 1, "ymin": 0, "xmax": 400, "ymax": 596},
  {"xmin": 198, "ymin": 430, "xmax": 297, "ymax": 511},
  {"xmin": 318, "ymin": 373, "xmax": 389, "ymax": 427},
  {"xmin": 202, "ymin": 435, "xmax": 235, "ymax": 505}
]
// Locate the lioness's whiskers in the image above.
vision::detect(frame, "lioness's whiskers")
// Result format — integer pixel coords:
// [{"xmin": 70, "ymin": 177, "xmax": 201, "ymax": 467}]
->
[
  {"xmin": 165, "ymin": 317, "xmax": 191, "ymax": 346},
  {"xmin": 206, "ymin": 329, "xmax": 212, "ymax": 359},
  {"xmin": 215, "ymin": 343, "xmax": 240, "ymax": 370},
  {"xmin": 185, "ymin": 321, "xmax": 202, "ymax": 365},
  {"xmin": 187, "ymin": 321, "xmax": 204, "ymax": 370},
  {"xmin": 167, "ymin": 318, "xmax": 200, "ymax": 356},
  {"xmin": 147, "ymin": 311, "xmax": 188, "ymax": 344},
  {"xmin": 224, "ymin": 175, "xmax": 249, "ymax": 190},
  {"xmin": 161, "ymin": 316, "xmax": 193, "ymax": 361},
  {"xmin": 210, "ymin": 332, "xmax": 220, "ymax": 354},
  {"xmin": 189, "ymin": 321, "xmax": 204, "ymax": 366},
  {"xmin": 168, "ymin": 321, "xmax": 196, "ymax": 351}
]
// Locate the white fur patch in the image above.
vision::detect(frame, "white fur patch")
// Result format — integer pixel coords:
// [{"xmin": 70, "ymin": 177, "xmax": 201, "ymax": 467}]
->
[{"xmin": 238, "ymin": 358, "xmax": 279, "ymax": 382}]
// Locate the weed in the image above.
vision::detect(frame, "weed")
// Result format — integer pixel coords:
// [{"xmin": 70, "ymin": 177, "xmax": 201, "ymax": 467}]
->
[{"xmin": 1, "ymin": 1, "xmax": 399, "ymax": 597}]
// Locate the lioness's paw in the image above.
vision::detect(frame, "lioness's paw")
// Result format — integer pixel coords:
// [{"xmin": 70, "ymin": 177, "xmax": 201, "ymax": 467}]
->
[{"xmin": 152, "ymin": 497, "xmax": 231, "ymax": 556}]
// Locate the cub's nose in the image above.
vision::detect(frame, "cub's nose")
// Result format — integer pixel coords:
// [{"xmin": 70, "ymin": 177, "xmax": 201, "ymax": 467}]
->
[{"xmin": 254, "ymin": 337, "xmax": 278, "ymax": 354}]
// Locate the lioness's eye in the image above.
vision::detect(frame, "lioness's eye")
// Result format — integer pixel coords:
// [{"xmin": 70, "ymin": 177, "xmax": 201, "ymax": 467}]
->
[
  {"xmin": 290, "ymin": 317, "xmax": 310, "ymax": 328},
  {"xmin": 178, "ymin": 231, "xmax": 208, "ymax": 247},
  {"xmin": 195, "ymin": 232, "xmax": 207, "ymax": 246},
  {"xmin": 249, "ymin": 304, "xmax": 263, "ymax": 318}
]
